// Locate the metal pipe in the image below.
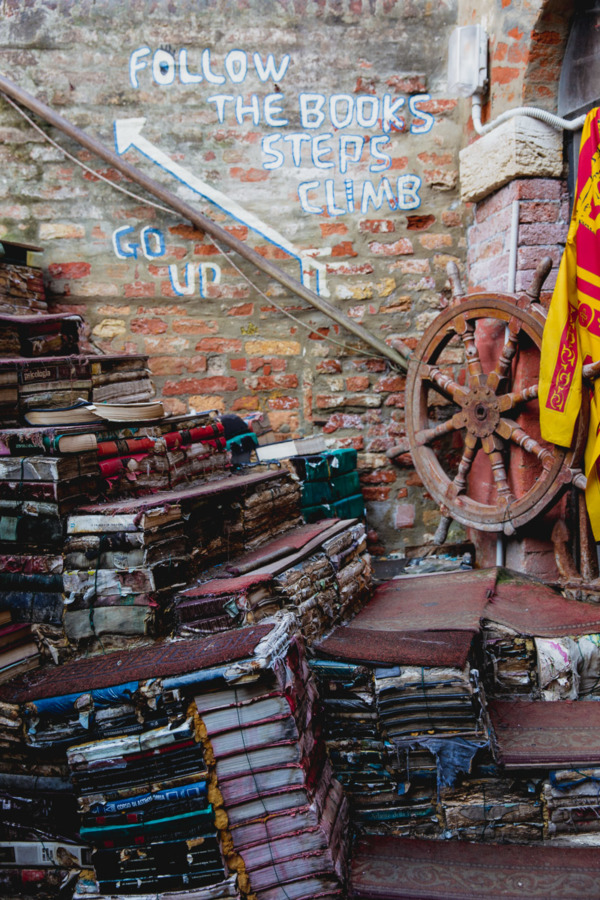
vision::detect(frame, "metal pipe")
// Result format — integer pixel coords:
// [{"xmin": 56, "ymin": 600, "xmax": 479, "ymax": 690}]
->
[
  {"xmin": 0, "ymin": 71, "xmax": 412, "ymax": 371},
  {"xmin": 507, "ymin": 200, "xmax": 520, "ymax": 294}
]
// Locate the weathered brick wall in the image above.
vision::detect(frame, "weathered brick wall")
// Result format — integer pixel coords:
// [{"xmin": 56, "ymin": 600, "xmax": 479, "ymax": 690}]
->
[
  {"xmin": 0, "ymin": 0, "xmax": 472, "ymax": 553},
  {"xmin": 459, "ymin": 0, "xmax": 571, "ymax": 124},
  {"xmin": 467, "ymin": 176, "xmax": 570, "ymax": 297}
]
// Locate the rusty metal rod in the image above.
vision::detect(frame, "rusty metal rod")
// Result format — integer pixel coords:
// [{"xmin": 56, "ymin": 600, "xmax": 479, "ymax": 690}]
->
[{"xmin": 0, "ymin": 71, "xmax": 412, "ymax": 371}]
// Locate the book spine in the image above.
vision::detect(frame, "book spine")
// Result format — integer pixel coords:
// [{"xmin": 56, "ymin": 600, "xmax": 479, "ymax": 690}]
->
[
  {"xmin": 17, "ymin": 358, "xmax": 90, "ymax": 385},
  {"xmin": 0, "ymin": 591, "xmax": 64, "ymax": 624}
]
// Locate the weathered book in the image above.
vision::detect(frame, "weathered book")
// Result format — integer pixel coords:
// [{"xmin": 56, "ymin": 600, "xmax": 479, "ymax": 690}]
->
[
  {"xmin": 78, "ymin": 873, "xmax": 239, "ymax": 900},
  {"xmin": 19, "ymin": 386, "xmax": 93, "ymax": 411},
  {"xmin": 86, "ymin": 779, "xmax": 208, "ymax": 817},
  {"xmin": 0, "ymin": 476, "xmax": 98, "ymax": 506},
  {"xmin": 90, "ymin": 354, "xmax": 149, "ymax": 376},
  {"xmin": 79, "ymin": 771, "xmax": 210, "ymax": 814},
  {"xmin": 0, "ymin": 591, "xmax": 63, "ymax": 624},
  {"xmin": 0, "ymin": 866, "xmax": 75, "ymax": 896},
  {"xmin": 301, "ymin": 471, "xmax": 361, "ymax": 506},
  {"xmin": 0, "ymin": 552, "xmax": 63, "ymax": 574},
  {"xmin": 67, "ymin": 504, "xmax": 182, "ymax": 536},
  {"xmin": 24, "ymin": 401, "xmax": 99, "ymax": 425},
  {"xmin": 64, "ymin": 536, "xmax": 186, "ymax": 570},
  {"xmin": 0, "ymin": 354, "xmax": 89, "ymax": 386},
  {"xmin": 0, "ymin": 514, "xmax": 64, "ymax": 547},
  {"xmin": 0, "ymin": 453, "xmax": 98, "ymax": 481},
  {"xmin": 290, "ymin": 447, "xmax": 357, "ymax": 481},
  {"xmin": 0, "ymin": 639, "xmax": 39, "ymax": 671},
  {"xmin": 0, "ymin": 572, "xmax": 63, "ymax": 593},
  {"xmin": 81, "ymin": 805, "xmax": 216, "ymax": 847},
  {"xmin": 0, "ymin": 244, "xmax": 46, "ymax": 315},
  {"xmin": 0, "ymin": 839, "xmax": 90, "ymax": 867},
  {"xmin": 0, "ymin": 312, "xmax": 81, "ymax": 357},
  {"xmin": 255, "ymin": 435, "xmax": 327, "ymax": 461},
  {"xmin": 63, "ymin": 568, "xmax": 160, "ymax": 596},
  {"xmin": 92, "ymin": 375, "xmax": 155, "ymax": 404},
  {"xmin": 89, "ymin": 399, "xmax": 165, "ymax": 422},
  {"xmin": 0, "ymin": 622, "xmax": 32, "ymax": 649},
  {"xmin": 64, "ymin": 523, "xmax": 184, "ymax": 552}
]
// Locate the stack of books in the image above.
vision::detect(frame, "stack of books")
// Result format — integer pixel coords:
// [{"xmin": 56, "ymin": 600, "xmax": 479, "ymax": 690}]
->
[
  {"xmin": 272, "ymin": 520, "xmax": 371, "ymax": 640},
  {"xmin": 223, "ymin": 476, "xmax": 303, "ymax": 554},
  {"xmin": 288, "ymin": 448, "xmax": 365, "ymax": 523},
  {"xmin": 61, "ymin": 470, "xmax": 301, "ymax": 649},
  {"xmin": 310, "ymin": 571, "xmax": 491, "ymax": 838},
  {"xmin": 310, "ymin": 657, "xmax": 441, "ymax": 837},
  {"xmin": 65, "ymin": 499, "xmax": 186, "ymax": 644},
  {"xmin": 482, "ymin": 619, "xmax": 537, "ymax": 696},
  {"xmin": 96, "ymin": 415, "xmax": 230, "ymax": 498},
  {"xmin": 542, "ymin": 767, "xmax": 600, "ymax": 841},
  {"xmin": 440, "ymin": 771, "xmax": 544, "ymax": 843},
  {"xmin": 2, "ymin": 618, "xmax": 347, "ymax": 899},
  {"xmin": 185, "ymin": 470, "xmax": 302, "ymax": 576},
  {"xmin": 0, "ymin": 241, "xmax": 47, "ymax": 316},
  {"xmin": 70, "ymin": 719, "xmax": 227, "ymax": 896},
  {"xmin": 0, "ymin": 312, "xmax": 82, "ymax": 357},
  {"xmin": 3, "ymin": 355, "xmax": 92, "ymax": 418},
  {"xmin": 0, "ymin": 452, "xmax": 99, "ymax": 630},
  {"xmin": 0, "ymin": 767, "xmax": 88, "ymax": 900},
  {"xmin": 0, "ymin": 610, "xmax": 40, "ymax": 684},
  {"xmin": 175, "ymin": 518, "xmax": 372, "ymax": 644},
  {"xmin": 194, "ymin": 620, "xmax": 348, "ymax": 900},
  {"xmin": 90, "ymin": 353, "xmax": 154, "ymax": 404}
]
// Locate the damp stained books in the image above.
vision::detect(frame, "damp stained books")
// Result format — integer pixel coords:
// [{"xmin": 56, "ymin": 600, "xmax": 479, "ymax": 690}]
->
[{"xmin": 24, "ymin": 398, "xmax": 166, "ymax": 426}]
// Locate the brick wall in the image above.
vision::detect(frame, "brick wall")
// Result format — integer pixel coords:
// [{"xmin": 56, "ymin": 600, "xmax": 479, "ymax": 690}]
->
[
  {"xmin": 467, "ymin": 177, "xmax": 570, "ymax": 297},
  {"xmin": 466, "ymin": 176, "xmax": 570, "ymax": 578},
  {"xmin": 0, "ymin": 0, "xmax": 471, "ymax": 554}
]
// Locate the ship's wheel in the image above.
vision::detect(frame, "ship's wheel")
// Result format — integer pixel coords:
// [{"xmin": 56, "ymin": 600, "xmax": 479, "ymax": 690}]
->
[{"xmin": 398, "ymin": 259, "xmax": 585, "ymax": 538}]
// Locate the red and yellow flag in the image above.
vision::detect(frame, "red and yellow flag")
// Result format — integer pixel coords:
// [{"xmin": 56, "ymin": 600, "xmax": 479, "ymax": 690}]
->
[{"xmin": 539, "ymin": 106, "xmax": 600, "ymax": 538}]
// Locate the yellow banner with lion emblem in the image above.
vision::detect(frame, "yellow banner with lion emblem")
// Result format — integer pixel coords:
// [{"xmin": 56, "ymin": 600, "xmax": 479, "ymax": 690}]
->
[{"xmin": 539, "ymin": 106, "xmax": 600, "ymax": 538}]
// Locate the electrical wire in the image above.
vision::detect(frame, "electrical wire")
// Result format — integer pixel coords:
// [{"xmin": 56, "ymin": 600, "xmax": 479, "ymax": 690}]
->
[
  {"xmin": 1, "ymin": 93, "xmax": 393, "ymax": 364},
  {"xmin": 471, "ymin": 92, "xmax": 587, "ymax": 136}
]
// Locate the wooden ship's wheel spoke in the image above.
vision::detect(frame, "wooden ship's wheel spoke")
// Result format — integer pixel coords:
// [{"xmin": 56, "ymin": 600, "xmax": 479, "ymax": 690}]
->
[
  {"xmin": 495, "ymin": 417, "xmax": 554, "ymax": 469},
  {"xmin": 415, "ymin": 412, "xmax": 466, "ymax": 447},
  {"xmin": 498, "ymin": 384, "xmax": 539, "ymax": 412},
  {"xmin": 455, "ymin": 315, "xmax": 485, "ymax": 383},
  {"xmin": 487, "ymin": 316, "xmax": 523, "ymax": 391},
  {"xmin": 421, "ymin": 363, "xmax": 468, "ymax": 406},
  {"xmin": 447, "ymin": 433, "xmax": 478, "ymax": 500},
  {"xmin": 481, "ymin": 434, "xmax": 515, "ymax": 505}
]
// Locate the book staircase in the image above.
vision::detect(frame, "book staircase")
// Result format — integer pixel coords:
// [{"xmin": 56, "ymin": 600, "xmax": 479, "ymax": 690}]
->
[
  {"xmin": 310, "ymin": 569, "xmax": 600, "ymax": 898},
  {"xmin": 3, "ymin": 244, "xmax": 600, "ymax": 900},
  {"xmin": 0, "ymin": 244, "xmax": 369, "ymax": 900}
]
